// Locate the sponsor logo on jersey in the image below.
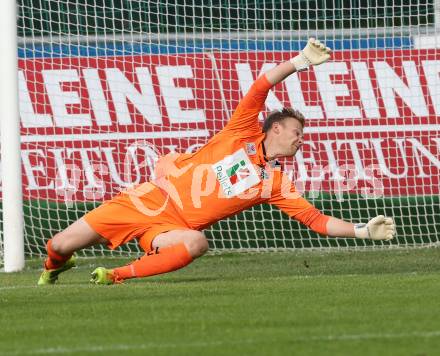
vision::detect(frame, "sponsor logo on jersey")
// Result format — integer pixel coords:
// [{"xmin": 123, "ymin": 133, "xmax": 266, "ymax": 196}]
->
[
  {"xmin": 245, "ymin": 142, "xmax": 257, "ymax": 155},
  {"xmin": 212, "ymin": 148, "xmax": 261, "ymax": 198}
]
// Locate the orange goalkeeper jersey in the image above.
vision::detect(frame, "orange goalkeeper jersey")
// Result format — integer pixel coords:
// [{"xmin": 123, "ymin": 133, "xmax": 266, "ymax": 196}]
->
[{"xmin": 125, "ymin": 74, "xmax": 329, "ymax": 235}]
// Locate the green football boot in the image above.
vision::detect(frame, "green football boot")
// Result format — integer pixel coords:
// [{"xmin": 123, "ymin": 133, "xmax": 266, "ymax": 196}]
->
[
  {"xmin": 37, "ymin": 255, "xmax": 77, "ymax": 285},
  {"xmin": 90, "ymin": 267, "xmax": 122, "ymax": 285}
]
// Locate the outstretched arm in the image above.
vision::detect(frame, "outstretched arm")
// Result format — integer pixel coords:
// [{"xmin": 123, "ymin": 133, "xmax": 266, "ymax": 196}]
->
[
  {"xmin": 223, "ymin": 38, "xmax": 331, "ymax": 134},
  {"xmin": 326, "ymin": 215, "xmax": 396, "ymax": 241},
  {"xmin": 325, "ymin": 216, "xmax": 355, "ymax": 237},
  {"xmin": 265, "ymin": 38, "xmax": 331, "ymax": 85},
  {"xmin": 269, "ymin": 181, "xmax": 396, "ymax": 241}
]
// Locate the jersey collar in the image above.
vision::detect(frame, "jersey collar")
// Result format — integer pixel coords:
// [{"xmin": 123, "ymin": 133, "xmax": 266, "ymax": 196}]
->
[{"xmin": 255, "ymin": 134, "xmax": 281, "ymax": 168}]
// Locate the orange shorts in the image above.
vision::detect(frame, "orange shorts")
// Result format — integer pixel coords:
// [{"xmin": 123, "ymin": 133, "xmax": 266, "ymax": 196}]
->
[{"xmin": 84, "ymin": 184, "xmax": 191, "ymax": 252}]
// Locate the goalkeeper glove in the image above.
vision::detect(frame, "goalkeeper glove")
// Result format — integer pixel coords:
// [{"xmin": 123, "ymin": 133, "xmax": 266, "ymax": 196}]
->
[
  {"xmin": 290, "ymin": 38, "xmax": 331, "ymax": 71},
  {"xmin": 354, "ymin": 215, "xmax": 396, "ymax": 241}
]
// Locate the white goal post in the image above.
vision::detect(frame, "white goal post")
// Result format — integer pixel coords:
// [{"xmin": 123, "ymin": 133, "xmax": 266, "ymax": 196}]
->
[
  {"xmin": 1, "ymin": 1, "xmax": 440, "ymax": 270},
  {"xmin": 0, "ymin": 0, "xmax": 24, "ymax": 272}
]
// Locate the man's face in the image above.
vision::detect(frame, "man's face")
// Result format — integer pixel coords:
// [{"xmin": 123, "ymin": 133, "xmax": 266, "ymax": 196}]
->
[{"xmin": 273, "ymin": 118, "xmax": 304, "ymax": 157}]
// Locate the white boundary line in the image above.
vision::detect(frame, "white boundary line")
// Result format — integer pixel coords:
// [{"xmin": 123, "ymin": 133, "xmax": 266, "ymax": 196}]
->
[
  {"xmin": 302, "ymin": 330, "xmax": 440, "ymax": 342},
  {"xmin": 0, "ymin": 270, "xmax": 431, "ymax": 291},
  {"xmin": 20, "ymin": 129, "xmax": 210, "ymax": 143},
  {"xmin": 0, "ymin": 340, "xmax": 257, "ymax": 355},
  {"xmin": 3, "ymin": 331, "xmax": 440, "ymax": 355},
  {"xmin": 19, "ymin": 125, "xmax": 440, "ymax": 143},
  {"xmin": 304, "ymin": 124, "xmax": 440, "ymax": 134}
]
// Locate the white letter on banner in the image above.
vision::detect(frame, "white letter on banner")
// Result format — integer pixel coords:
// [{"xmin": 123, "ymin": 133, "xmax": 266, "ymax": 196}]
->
[
  {"xmin": 422, "ymin": 60, "xmax": 440, "ymax": 115},
  {"xmin": 67, "ymin": 147, "xmax": 103, "ymax": 189},
  {"xmin": 106, "ymin": 67, "xmax": 162, "ymax": 125},
  {"xmin": 408, "ymin": 138, "xmax": 440, "ymax": 177},
  {"xmin": 294, "ymin": 142, "xmax": 319, "ymax": 181},
  {"xmin": 21, "ymin": 149, "xmax": 54, "ymax": 190},
  {"xmin": 42, "ymin": 69, "xmax": 92, "ymax": 127},
  {"xmin": 374, "ymin": 61, "xmax": 429, "ymax": 118},
  {"xmin": 285, "ymin": 74, "xmax": 324, "ymax": 119},
  {"xmin": 235, "ymin": 63, "xmax": 282, "ymax": 121},
  {"xmin": 101, "ymin": 146, "xmax": 141, "ymax": 187},
  {"xmin": 321, "ymin": 140, "xmax": 344, "ymax": 180},
  {"xmin": 370, "ymin": 138, "xmax": 408, "ymax": 179},
  {"xmin": 237, "ymin": 62, "xmax": 324, "ymax": 119},
  {"xmin": 83, "ymin": 69, "xmax": 112, "ymax": 126},
  {"xmin": 19, "ymin": 71, "xmax": 52, "ymax": 127},
  {"xmin": 337, "ymin": 139, "xmax": 370, "ymax": 179},
  {"xmin": 236, "ymin": 62, "xmax": 282, "ymax": 110},
  {"xmin": 156, "ymin": 65, "xmax": 206, "ymax": 123},
  {"xmin": 351, "ymin": 62, "xmax": 380, "ymax": 119},
  {"xmin": 236, "ymin": 63, "xmax": 323, "ymax": 119},
  {"xmin": 314, "ymin": 62, "xmax": 362, "ymax": 119},
  {"xmin": 48, "ymin": 148, "xmax": 71, "ymax": 189}
]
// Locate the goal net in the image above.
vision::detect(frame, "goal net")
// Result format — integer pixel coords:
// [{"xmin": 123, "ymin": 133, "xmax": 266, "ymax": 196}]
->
[{"xmin": 4, "ymin": 0, "xmax": 440, "ymax": 261}]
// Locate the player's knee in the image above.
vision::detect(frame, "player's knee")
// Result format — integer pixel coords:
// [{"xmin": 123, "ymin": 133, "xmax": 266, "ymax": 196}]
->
[
  {"xmin": 185, "ymin": 232, "xmax": 209, "ymax": 258},
  {"xmin": 50, "ymin": 233, "xmax": 70, "ymax": 256}
]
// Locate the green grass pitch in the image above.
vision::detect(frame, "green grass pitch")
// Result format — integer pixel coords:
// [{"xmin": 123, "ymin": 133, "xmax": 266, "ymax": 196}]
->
[{"xmin": 1, "ymin": 248, "xmax": 440, "ymax": 355}]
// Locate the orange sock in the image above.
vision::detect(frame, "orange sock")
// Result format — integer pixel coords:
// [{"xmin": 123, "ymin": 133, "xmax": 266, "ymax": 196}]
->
[
  {"xmin": 44, "ymin": 239, "xmax": 72, "ymax": 270},
  {"xmin": 113, "ymin": 243, "xmax": 193, "ymax": 280}
]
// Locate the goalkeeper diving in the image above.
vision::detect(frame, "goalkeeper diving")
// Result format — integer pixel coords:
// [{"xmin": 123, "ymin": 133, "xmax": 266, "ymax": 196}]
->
[{"xmin": 38, "ymin": 39, "xmax": 396, "ymax": 285}]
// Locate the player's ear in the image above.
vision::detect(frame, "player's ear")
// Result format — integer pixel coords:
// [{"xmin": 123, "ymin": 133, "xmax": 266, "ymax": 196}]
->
[{"xmin": 272, "ymin": 122, "xmax": 281, "ymax": 134}]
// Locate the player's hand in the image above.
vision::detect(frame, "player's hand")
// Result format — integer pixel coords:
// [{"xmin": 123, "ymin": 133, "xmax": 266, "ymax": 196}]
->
[
  {"xmin": 354, "ymin": 215, "xmax": 396, "ymax": 241},
  {"xmin": 291, "ymin": 38, "xmax": 332, "ymax": 71}
]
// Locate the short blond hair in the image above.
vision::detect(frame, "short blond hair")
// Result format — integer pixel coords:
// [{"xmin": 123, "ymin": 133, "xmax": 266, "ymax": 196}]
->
[{"xmin": 263, "ymin": 108, "xmax": 305, "ymax": 133}]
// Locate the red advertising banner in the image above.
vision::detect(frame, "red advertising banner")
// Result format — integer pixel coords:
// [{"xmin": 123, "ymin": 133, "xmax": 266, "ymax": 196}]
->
[{"xmin": 17, "ymin": 49, "xmax": 440, "ymax": 201}]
